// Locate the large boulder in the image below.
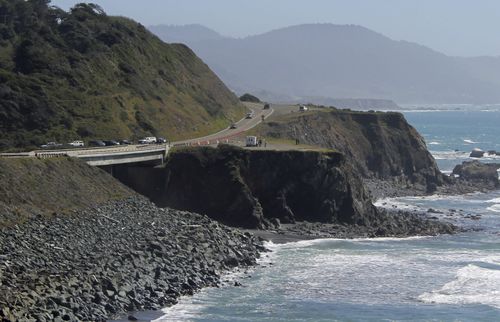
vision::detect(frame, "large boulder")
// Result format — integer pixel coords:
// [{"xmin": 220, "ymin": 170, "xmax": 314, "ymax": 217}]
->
[
  {"xmin": 469, "ymin": 148, "xmax": 485, "ymax": 158},
  {"xmin": 452, "ymin": 160, "xmax": 499, "ymax": 187}
]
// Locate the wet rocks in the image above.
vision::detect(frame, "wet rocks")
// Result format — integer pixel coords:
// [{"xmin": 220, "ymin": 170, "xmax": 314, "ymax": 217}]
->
[
  {"xmin": 452, "ymin": 160, "xmax": 499, "ymax": 188},
  {"xmin": 0, "ymin": 197, "xmax": 263, "ymax": 321},
  {"xmin": 469, "ymin": 148, "xmax": 485, "ymax": 158}
]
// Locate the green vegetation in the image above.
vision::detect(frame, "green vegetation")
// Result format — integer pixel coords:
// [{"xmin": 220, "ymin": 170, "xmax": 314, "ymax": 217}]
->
[
  {"xmin": 0, "ymin": 157, "xmax": 134, "ymax": 227},
  {"xmin": 239, "ymin": 93, "xmax": 261, "ymax": 103},
  {"xmin": 0, "ymin": 0, "xmax": 246, "ymax": 151}
]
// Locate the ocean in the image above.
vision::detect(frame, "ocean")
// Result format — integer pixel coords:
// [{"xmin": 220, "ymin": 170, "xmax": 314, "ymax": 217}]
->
[{"xmin": 155, "ymin": 106, "xmax": 500, "ymax": 321}]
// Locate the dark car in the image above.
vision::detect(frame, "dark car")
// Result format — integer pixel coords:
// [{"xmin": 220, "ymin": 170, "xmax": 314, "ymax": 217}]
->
[
  {"xmin": 230, "ymin": 123, "xmax": 237, "ymax": 129},
  {"xmin": 119, "ymin": 139, "xmax": 132, "ymax": 145},
  {"xmin": 263, "ymin": 103, "xmax": 270, "ymax": 109},
  {"xmin": 103, "ymin": 140, "xmax": 120, "ymax": 146},
  {"xmin": 40, "ymin": 142, "xmax": 63, "ymax": 149},
  {"xmin": 89, "ymin": 140, "xmax": 106, "ymax": 147},
  {"xmin": 156, "ymin": 137, "xmax": 167, "ymax": 144}
]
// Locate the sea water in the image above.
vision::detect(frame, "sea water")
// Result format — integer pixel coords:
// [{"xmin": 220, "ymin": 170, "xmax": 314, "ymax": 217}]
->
[{"xmin": 156, "ymin": 106, "xmax": 500, "ymax": 321}]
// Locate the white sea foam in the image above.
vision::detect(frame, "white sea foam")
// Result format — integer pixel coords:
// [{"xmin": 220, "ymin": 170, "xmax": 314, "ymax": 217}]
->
[
  {"xmin": 418, "ymin": 264, "xmax": 500, "ymax": 308},
  {"xmin": 431, "ymin": 150, "xmax": 470, "ymax": 160},
  {"xmin": 428, "ymin": 141, "xmax": 441, "ymax": 145},
  {"xmin": 486, "ymin": 197, "xmax": 500, "ymax": 203},
  {"xmin": 463, "ymin": 139, "xmax": 479, "ymax": 144},
  {"xmin": 486, "ymin": 204, "xmax": 500, "ymax": 213}
]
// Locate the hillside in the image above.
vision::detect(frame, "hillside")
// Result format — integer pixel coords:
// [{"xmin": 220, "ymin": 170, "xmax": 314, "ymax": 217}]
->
[
  {"xmin": 151, "ymin": 23, "xmax": 500, "ymax": 104},
  {"xmin": 0, "ymin": 157, "xmax": 134, "ymax": 227},
  {"xmin": 253, "ymin": 108, "xmax": 443, "ymax": 192},
  {"xmin": 0, "ymin": 1, "xmax": 246, "ymax": 150}
]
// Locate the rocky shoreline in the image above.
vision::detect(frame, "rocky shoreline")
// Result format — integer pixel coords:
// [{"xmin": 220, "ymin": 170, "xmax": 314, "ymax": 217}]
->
[
  {"xmin": 250, "ymin": 207, "xmax": 457, "ymax": 244},
  {"xmin": 0, "ymin": 197, "xmax": 264, "ymax": 322}
]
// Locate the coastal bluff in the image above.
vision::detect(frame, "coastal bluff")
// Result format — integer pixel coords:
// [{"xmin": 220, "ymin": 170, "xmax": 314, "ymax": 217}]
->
[
  {"xmin": 156, "ymin": 145, "xmax": 377, "ymax": 229},
  {"xmin": 255, "ymin": 108, "xmax": 445, "ymax": 192},
  {"xmin": 115, "ymin": 145, "xmax": 454, "ymax": 237}
]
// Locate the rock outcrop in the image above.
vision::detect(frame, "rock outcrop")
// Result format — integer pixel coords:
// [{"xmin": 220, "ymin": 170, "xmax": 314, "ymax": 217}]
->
[
  {"xmin": 156, "ymin": 145, "xmax": 377, "ymax": 229},
  {"xmin": 255, "ymin": 109, "xmax": 444, "ymax": 191},
  {"xmin": 452, "ymin": 160, "xmax": 499, "ymax": 188}
]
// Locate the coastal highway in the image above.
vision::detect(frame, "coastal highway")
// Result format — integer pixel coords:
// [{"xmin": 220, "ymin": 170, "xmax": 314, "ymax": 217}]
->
[
  {"xmin": 0, "ymin": 102, "xmax": 274, "ymax": 159},
  {"xmin": 173, "ymin": 102, "xmax": 274, "ymax": 146}
]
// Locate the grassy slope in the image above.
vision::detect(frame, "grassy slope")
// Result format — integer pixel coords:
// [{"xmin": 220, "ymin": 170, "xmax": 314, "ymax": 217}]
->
[
  {"xmin": 0, "ymin": 157, "xmax": 134, "ymax": 227},
  {"xmin": 0, "ymin": 1, "xmax": 246, "ymax": 151}
]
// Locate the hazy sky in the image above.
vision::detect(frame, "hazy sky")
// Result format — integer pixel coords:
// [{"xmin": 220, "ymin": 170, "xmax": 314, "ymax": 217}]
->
[{"xmin": 51, "ymin": 0, "xmax": 500, "ymax": 57}]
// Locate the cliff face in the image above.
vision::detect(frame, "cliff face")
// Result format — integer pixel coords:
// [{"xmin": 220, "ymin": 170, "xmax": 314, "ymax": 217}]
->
[
  {"xmin": 154, "ymin": 145, "xmax": 377, "ymax": 229},
  {"xmin": 256, "ymin": 109, "xmax": 443, "ymax": 190}
]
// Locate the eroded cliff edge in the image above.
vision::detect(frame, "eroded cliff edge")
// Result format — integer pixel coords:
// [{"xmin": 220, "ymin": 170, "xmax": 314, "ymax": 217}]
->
[
  {"xmin": 254, "ymin": 109, "xmax": 445, "ymax": 193},
  {"xmin": 123, "ymin": 145, "xmax": 455, "ymax": 237},
  {"xmin": 157, "ymin": 145, "xmax": 376, "ymax": 229}
]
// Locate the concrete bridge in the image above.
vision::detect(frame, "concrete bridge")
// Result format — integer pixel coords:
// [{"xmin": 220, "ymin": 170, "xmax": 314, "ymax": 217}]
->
[
  {"xmin": 0, "ymin": 102, "xmax": 274, "ymax": 167},
  {"xmin": 0, "ymin": 144, "xmax": 170, "ymax": 167}
]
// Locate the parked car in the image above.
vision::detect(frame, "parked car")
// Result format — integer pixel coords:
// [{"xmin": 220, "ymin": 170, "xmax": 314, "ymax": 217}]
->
[
  {"xmin": 40, "ymin": 142, "xmax": 62, "ymax": 148},
  {"xmin": 138, "ymin": 137, "xmax": 157, "ymax": 144},
  {"xmin": 299, "ymin": 105, "xmax": 309, "ymax": 112},
  {"xmin": 89, "ymin": 140, "xmax": 106, "ymax": 147},
  {"xmin": 68, "ymin": 140, "xmax": 84, "ymax": 147},
  {"xmin": 245, "ymin": 112, "xmax": 254, "ymax": 119},
  {"xmin": 230, "ymin": 123, "xmax": 237, "ymax": 129},
  {"xmin": 103, "ymin": 140, "xmax": 120, "ymax": 146},
  {"xmin": 263, "ymin": 103, "xmax": 270, "ymax": 109},
  {"xmin": 119, "ymin": 139, "xmax": 132, "ymax": 145},
  {"xmin": 156, "ymin": 137, "xmax": 167, "ymax": 144}
]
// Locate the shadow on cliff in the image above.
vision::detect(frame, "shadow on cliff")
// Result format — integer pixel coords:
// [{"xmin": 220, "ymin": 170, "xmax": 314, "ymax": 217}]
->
[{"xmin": 114, "ymin": 145, "xmax": 378, "ymax": 229}]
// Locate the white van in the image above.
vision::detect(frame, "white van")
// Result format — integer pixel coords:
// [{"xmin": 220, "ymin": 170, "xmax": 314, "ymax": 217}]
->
[
  {"xmin": 246, "ymin": 136, "xmax": 258, "ymax": 147},
  {"xmin": 138, "ymin": 137, "xmax": 157, "ymax": 144},
  {"xmin": 68, "ymin": 140, "xmax": 84, "ymax": 147}
]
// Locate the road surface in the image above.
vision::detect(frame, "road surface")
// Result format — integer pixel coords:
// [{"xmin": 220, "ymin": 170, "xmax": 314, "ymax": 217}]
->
[{"xmin": 173, "ymin": 102, "xmax": 274, "ymax": 146}]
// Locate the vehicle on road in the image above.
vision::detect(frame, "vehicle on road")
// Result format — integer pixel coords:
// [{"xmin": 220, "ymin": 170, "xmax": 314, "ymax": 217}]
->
[
  {"xmin": 89, "ymin": 140, "xmax": 106, "ymax": 147},
  {"xmin": 263, "ymin": 103, "xmax": 270, "ymax": 109},
  {"xmin": 246, "ymin": 136, "xmax": 258, "ymax": 147},
  {"xmin": 103, "ymin": 140, "xmax": 120, "ymax": 146},
  {"xmin": 230, "ymin": 123, "xmax": 237, "ymax": 129},
  {"xmin": 246, "ymin": 112, "xmax": 254, "ymax": 119},
  {"xmin": 156, "ymin": 137, "xmax": 167, "ymax": 144},
  {"xmin": 299, "ymin": 105, "xmax": 309, "ymax": 112},
  {"xmin": 40, "ymin": 142, "xmax": 62, "ymax": 148},
  {"xmin": 68, "ymin": 140, "xmax": 84, "ymax": 147},
  {"xmin": 138, "ymin": 137, "xmax": 157, "ymax": 144},
  {"xmin": 119, "ymin": 139, "xmax": 132, "ymax": 145}
]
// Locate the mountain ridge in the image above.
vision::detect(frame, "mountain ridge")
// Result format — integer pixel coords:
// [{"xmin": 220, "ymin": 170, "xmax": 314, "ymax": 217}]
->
[{"xmin": 150, "ymin": 23, "xmax": 500, "ymax": 104}]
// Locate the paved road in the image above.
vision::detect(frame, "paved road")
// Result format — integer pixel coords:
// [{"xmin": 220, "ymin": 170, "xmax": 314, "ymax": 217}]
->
[
  {"xmin": 173, "ymin": 102, "xmax": 274, "ymax": 146},
  {"xmin": 0, "ymin": 103, "xmax": 273, "ymax": 158}
]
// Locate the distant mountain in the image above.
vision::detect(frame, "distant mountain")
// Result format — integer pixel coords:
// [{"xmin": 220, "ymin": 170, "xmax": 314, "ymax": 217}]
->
[
  {"xmin": 0, "ymin": 2, "xmax": 245, "ymax": 150},
  {"xmin": 149, "ymin": 24, "xmax": 225, "ymax": 43},
  {"xmin": 151, "ymin": 23, "xmax": 500, "ymax": 104}
]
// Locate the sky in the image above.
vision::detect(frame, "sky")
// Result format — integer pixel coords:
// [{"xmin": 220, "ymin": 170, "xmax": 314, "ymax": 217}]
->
[{"xmin": 50, "ymin": 0, "xmax": 500, "ymax": 57}]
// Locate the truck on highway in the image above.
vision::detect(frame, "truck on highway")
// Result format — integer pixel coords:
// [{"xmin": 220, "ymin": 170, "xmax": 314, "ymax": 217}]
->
[{"xmin": 245, "ymin": 136, "xmax": 258, "ymax": 147}]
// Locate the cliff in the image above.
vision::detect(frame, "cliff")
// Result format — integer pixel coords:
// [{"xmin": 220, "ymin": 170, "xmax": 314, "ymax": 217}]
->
[
  {"xmin": 152, "ymin": 145, "xmax": 377, "ymax": 229},
  {"xmin": 0, "ymin": 1, "xmax": 245, "ymax": 150},
  {"xmin": 254, "ymin": 109, "xmax": 444, "ymax": 191},
  {"xmin": 112, "ymin": 145, "xmax": 455, "ymax": 236}
]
